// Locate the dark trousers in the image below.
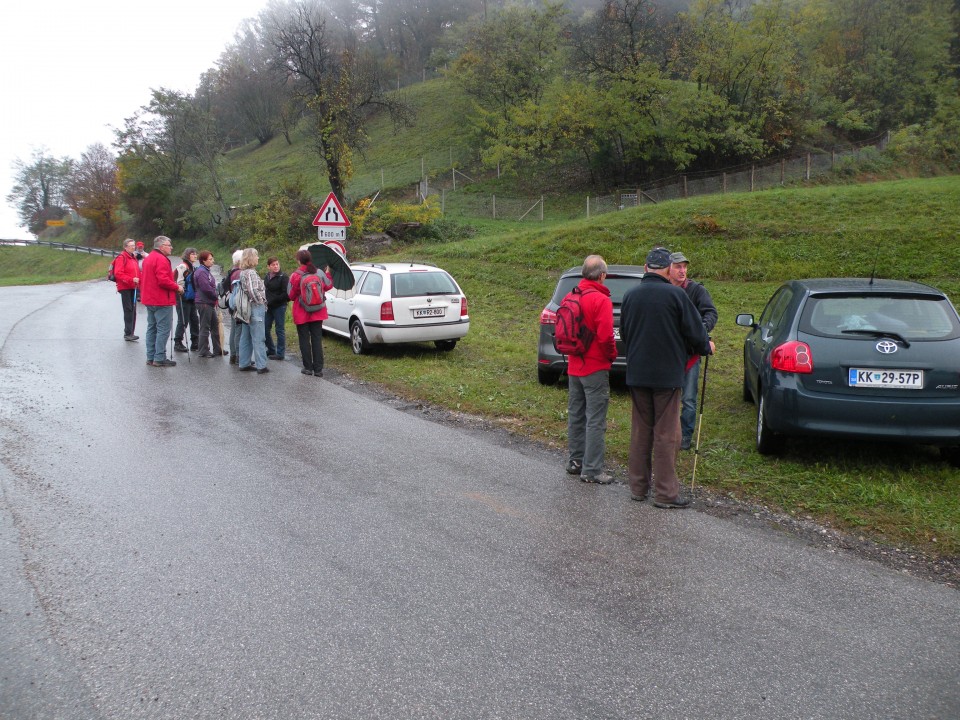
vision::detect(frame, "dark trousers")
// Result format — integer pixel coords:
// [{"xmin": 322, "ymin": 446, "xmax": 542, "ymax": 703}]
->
[
  {"xmin": 175, "ymin": 298, "xmax": 199, "ymax": 347},
  {"xmin": 197, "ymin": 304, "xmax": 222, "ymax": 354},
  {"xmin": 119, "ymin": 289, "xmax": 137, "ymax": 336},
  {"xmin": 297, "ymin": 321, "xmax": 324, "ymax": 373},
  {"xmin": 265, "ymin": 304, "xmax": 287, "ymax": 358},
  {"xmin": 627, "ymin": 387, "xmax": 682, "ymax": 502}
]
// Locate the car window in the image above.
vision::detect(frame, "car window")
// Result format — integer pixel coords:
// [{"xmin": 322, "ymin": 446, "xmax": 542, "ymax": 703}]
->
[
  {"xmin": 360, "ymin": 272, "xmax": 383, "ymax": 296},
  {"xmin": 550, "ymin": 275, "xmax": 642, "ymax": 305},
  {"xmin": 803, "ymin": 295, "xmax": 960, "ymax": 340},
  {"xmin": 759, "ymin": 286, "xmax": 794, "ymax": 331},
  {"xmin": 351, "ymin": 269, "xmax": 367, "ymax": 288},
  {"xmin": 391, "ymin": 271, "xmax": 458, "ymax": 298}
]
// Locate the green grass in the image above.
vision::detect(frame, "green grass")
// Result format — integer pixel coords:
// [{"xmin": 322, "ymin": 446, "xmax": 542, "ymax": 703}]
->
[{"xmin": 0, "ymin": 243, "xmax": 113, "ymax": 286}]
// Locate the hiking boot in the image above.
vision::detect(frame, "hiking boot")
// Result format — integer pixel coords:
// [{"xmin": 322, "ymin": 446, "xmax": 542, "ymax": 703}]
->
[
  {"xmin": 680, "ymin": 436, "xmax": 692, "ymax": 450},
  {"xmin": 580, "ymin": 472, "xmax": 614, "ymax": 485},
  {"xmin": 301, "ymin": 368, "xmax": 314, "ymax": 376},
  {"xmin": 653, "ymin": 496, "xmax": 691, "ymax": 509},
  {"xmin": 174, "ymin": 342, "xmax": 188, "ymax": 353},
  {"xmin": 565, "ymin": 459, "xmax": 583, "ymax": 475},
  {"xmin": 256, "ymin": 367, "xmax": 270, "ymax": 374},
  {"xmin": 199, "ymin": 352, "xmax": 214, "ymax": 358},
  {"xmin": 230, "ymin": 356, "xmax": 239, "ymax": 365},
  {"xmin": 124, "ymin": 334, "xmax": 139, "ymax": 341},
  {"xmin": 154, "ymin": 359, "xmax": 177, "ymax": 367}
]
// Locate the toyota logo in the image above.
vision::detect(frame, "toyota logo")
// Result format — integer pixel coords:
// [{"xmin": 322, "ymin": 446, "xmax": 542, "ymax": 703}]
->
[{"xmin": 876, "ymin": 340, "xmax": 898, "ymax": 354}]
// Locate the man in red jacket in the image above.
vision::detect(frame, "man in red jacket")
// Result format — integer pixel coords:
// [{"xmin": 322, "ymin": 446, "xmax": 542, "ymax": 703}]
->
[
  {"xmin": 113, "ymin": 239, "xmax": 141, "ymax": 341},
  {"xmin": 140, "ymin": 236, "xmax": 184, "ymax": 367},
  {"xmin": 566, "ymin": 254, "xmax": 618, "ymax": 484}
]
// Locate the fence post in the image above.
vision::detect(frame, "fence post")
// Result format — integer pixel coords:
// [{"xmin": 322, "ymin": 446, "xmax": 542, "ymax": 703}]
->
[
  {"xmin": 806, "ymin": 153, "xmax": 811, "ymax": 181},
  {"xmin": 441, "ymin": 188, "xmax": 445, "ymax": 214},
  {"xmin": 586, "ymin": 196, "xmax": 590, "ymax": 219},
  {"xmin": 682, "ymin": 176, "xmax": 688, "ymax": 199},
  {"xmin": 831, "ymin": 150, "xmax": 835, "ymax": 169},
  {"xmin": 492, "ymin": 195, "xmax": 496, "ymax": 219},
  {"xmin": 540, "ymin": 195, "xmax": 544, "ymax": 222},
  {"xmin": 750, "ymin": 165, "xmax": 755, "ymax": 192},
  {"xmin": 722, "ymin": 173, "xmax": 726, "ymax": 193},
  {"xmin": 452, "ymin": 167, "xmax": 456, "ymax": 191},
  {"xmin": 381, "ymin": 168, "xmax": 384, "ymax": 189}
]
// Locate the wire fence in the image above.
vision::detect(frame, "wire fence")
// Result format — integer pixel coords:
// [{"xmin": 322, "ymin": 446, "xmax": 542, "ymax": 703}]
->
[{"xmin": 351, "ymin": 132, "xmax": 890, "ymax": 223}]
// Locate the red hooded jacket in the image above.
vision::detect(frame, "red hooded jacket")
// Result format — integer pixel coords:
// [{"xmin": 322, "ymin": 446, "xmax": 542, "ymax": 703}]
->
[
  {"xmin": 140, "ymin": 249, "xmax": 179, "ymax": 306},
  {"xmin": 113, "ymin": 250, "xmax": 140, "ymax": 291},
  {"xmin": 566, "ymin": 278, "xmax": 617, "ymax": 377}
]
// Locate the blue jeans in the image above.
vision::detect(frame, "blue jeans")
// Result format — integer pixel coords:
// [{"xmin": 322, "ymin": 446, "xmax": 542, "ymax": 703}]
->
[
  {"xmin": 567, "ymin": 370, "xmax": 610, "ymax": 477},
  {"xmin": 145, "ymin": 305, "xmax": 173, "ymax": 362},
  {"xmin": 264, "ymin": 304, "xmax": 287, "ymax": 358},
  {"xmin": 238, "ymin": 304, "xmax": 267, "ymax": 369},
  {"xmin": 681, "ymin": 357, "xmax": 701, "ymax": 440}
]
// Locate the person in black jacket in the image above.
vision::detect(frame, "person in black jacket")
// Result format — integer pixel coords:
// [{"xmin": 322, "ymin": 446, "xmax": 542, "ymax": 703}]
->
[
  {"xmin": 620, "ymin": 247, "xmax": 715, "ymax": 509},
  {"xmin": 263, "ymin": 257, "xmax": 290, "ymax": 360},
  {"xmin": 669, "ymin": 251, "xmax": 718, "ymax": 450}
]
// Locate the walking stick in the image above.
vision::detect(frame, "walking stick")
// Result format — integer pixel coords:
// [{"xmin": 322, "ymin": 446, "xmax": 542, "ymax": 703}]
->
[
  {"xmin": 690, "ymin": 355, "xmax": 710, "ymax": 492},
  {"xmin": 216, "ymin": 307, "xmax": 225, "ymax": 356}
]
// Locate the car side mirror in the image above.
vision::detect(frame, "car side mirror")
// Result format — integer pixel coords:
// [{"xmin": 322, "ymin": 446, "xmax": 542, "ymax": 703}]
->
[{"xmin": 736, "ymin": 313, "xmax": 757, "ymax": 329}]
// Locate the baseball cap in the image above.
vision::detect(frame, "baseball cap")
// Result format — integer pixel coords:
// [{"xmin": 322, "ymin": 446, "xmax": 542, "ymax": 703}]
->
[
  {"xmin": 670, "ymin": 251, "xmax": 689, "ymax": 264},
  {"xmin": 645, "ymin": 247, "xmax": 672, "ymax": 269}
]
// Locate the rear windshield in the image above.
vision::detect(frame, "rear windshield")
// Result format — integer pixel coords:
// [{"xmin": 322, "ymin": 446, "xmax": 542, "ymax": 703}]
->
[
  {"xmin": 551, "ymin": 275, "xmax": 643, "ymax": 305},
  {"xmin": 391, "ymin": 270, "xmax": 459, "ymax": 298},
  {"xmin": 802, "ymin": 295, "xmax": 960, "ymax": 340}
]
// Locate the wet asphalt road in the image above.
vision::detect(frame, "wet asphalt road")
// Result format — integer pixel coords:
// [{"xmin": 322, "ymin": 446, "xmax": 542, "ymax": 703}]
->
[{"xmin": 1, "ymin": 280, "xmax": 958, "ymax": 720}]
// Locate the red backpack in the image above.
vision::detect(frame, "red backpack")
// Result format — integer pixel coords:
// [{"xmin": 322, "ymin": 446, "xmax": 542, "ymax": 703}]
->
[
  {"xmin": 299, "ymin": 272, "xmax": 326, "ymax": 312},
  {"xmin": 553, "ymin": 287, "xmax": 597, "ymax": 356}
]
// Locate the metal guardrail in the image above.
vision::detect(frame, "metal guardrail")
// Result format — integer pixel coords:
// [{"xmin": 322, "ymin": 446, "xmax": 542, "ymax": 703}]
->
[{"xmin": 0, "ymin": 239, "xmax": 117, "ymax": 257}]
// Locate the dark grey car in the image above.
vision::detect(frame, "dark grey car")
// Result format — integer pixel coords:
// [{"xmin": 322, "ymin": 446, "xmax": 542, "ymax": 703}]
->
[
  {"xmin": 537, "ymin": 265, "xmax": 645, "ymax": 385},
  {"xmin": 736, "ymin": 278, "xmax": 960, "ymax": 465}
]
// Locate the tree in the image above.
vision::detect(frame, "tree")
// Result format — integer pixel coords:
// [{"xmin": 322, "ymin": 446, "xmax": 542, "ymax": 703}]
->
[
  {"xmin": 263, "ymin": 0, "xmax": 413, "ymax": 203},
  {"xmin": 6, "ymin": 149, "xmax": 73, "ymax": 236},
  {"xmin": 66, "ymin": 143, "xmax": 120, "ymax": 241}
]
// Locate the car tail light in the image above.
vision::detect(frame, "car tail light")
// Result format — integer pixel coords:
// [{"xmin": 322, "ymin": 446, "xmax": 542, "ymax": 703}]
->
[
  {"xmin": 540, "ymin": 308, "xmax": 557, "ymax": 325},
  {"xmin": 380, "ymin": 301, "xmax": 394, "ymax": 322},
  {"xmin": 771, "ymin": 341, "xmax": 813, "ymax": 374},
  {"xmin": 460, "ymin": 296, "xmax": 468, "ymax": 318}
]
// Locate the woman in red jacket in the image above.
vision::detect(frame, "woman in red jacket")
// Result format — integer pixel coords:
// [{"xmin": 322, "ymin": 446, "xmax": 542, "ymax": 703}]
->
[
  {"xmin": 288, "ymin": 249, "xmax": 334, "ymax": 377},
  {"xmin": 113, "ymin": 239, "xmax": 141, "ymax": 341}
]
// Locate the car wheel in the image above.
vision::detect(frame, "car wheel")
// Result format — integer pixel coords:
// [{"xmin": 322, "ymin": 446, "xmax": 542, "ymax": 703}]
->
[
  {"xmin": 940, "ymin": 446, "xmax": 960, "ymax": 468},
  {"xmin": 756, "ymin": 393, "xmax": 785, "ymax": 455},
  {"xmin": 434, "ymin": 340, "xmax": 457, "ymax": 351},
  {"xmin": 350, "ymin": 320, "xmax": 369, "ymax": 355},
  {"xmin": 537, "ymin": 367, "xmax": 561, "ymax": 385}
]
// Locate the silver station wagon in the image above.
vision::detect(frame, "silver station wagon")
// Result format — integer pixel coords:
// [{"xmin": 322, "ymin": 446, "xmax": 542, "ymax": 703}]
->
[
  {"xmin": 737, "ymin": 278, "xmax": 960, "ymax": 466},
  {"xmin": 324, "ymin": 262, "xmax": 469, "ymax": 353}
]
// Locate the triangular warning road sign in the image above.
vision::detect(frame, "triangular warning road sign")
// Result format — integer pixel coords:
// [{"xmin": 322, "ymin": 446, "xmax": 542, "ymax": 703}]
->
[{"xmin": 312, "ymin": 192, "xmax": 351, "ymax": 227}]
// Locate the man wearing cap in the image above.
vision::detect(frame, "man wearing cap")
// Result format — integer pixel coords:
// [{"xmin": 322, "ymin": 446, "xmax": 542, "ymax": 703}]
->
[
  {"xmin": 669, "ymin": 251, "xmax": 718, "ymax": 450},
  {"xmin": 620, "ymin": 247, "xmax": 714, "ymax": 508}
]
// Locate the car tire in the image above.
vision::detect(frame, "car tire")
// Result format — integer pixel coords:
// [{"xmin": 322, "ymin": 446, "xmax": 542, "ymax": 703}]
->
[
  {"xmin": 940, "ymin": 446, "xmax": 960, "ymax": 468},
  {"xmin": 350, "ymin": 320, "xmax": 369, "ymax": 355},
  {"xmin": 537, "ymin": 367, "xmax": 561, "ymax": 386},
  {"xmin": 434, "ymin": 340, "xmax": 457, "ymax": 351},
  {"xmin": 756, "ymin": 393, "xmax": 785, "ymax": 455}
]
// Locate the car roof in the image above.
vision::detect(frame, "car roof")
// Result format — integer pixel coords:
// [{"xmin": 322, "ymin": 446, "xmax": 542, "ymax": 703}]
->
[
  {"xmin": 350, "ymin": 262, "xmax": 445, "ymax": 273},
  {"xmin": 561, "ymin": 264, "xmax": 645, "ymax": 278},
  {"xmin": 789, "ymin": 278, "xmax": 947, "ymax": 297}
]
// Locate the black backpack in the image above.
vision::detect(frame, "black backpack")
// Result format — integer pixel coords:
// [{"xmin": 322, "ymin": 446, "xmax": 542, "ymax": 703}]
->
[{"xmin": 553, "ymin": 287, "xmax": 597, "ymax": 356}]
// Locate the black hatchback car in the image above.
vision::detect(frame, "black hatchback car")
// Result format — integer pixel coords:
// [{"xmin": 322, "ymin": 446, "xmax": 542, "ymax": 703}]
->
[
  {"xmin": 736, "ymin": 278, "xmax": 960, "ymax": 465},
  {"xmin": 537, "ymin": 264, "xmax": 645, "ymax": 385}
]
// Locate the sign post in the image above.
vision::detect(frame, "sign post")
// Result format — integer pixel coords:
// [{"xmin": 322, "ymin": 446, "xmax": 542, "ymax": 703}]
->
[{"xmin": 312, "ymin": 192, "xmax": 351, "ymax": 241}]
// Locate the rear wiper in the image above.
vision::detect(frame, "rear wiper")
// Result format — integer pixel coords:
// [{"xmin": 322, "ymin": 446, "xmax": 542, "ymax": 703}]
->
[{"xmin": 841, "ymin": 329, "xmax": 911, "ymax": 348}]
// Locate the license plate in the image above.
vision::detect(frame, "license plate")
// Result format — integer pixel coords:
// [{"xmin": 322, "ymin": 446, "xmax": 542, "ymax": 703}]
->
[
  {"xmin": 848, "ymin": 368, "xmax": 923, "ymax": 389},
  {"xmin": 413, "ymin": 307, "xmax": 444, "ymax": 318}
]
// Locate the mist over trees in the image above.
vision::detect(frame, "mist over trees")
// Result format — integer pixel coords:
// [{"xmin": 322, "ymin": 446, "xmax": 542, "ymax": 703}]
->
[{"xmin": 9, "ymin": 0, "xmax": 958, "ymax": 239}]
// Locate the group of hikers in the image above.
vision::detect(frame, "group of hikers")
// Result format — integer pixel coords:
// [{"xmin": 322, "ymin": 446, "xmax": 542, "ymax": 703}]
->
[{"xmin": 110, "ymin": 236, "xmax": 334, "ymax": 376}]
